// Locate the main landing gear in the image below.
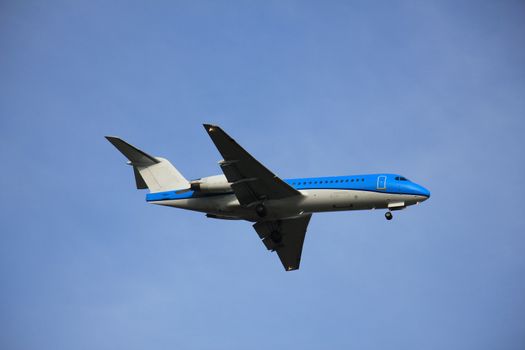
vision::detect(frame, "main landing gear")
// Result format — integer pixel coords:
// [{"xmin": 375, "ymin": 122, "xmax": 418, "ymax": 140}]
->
[
  {"xmin": 385, "ymin": 211, "xmax": 393, "ymax": 221},
  {"xmin": 270, "ymin": 231, "xmax": 283, "ymax": 244},
  {"xmin": 255, "ymin": 203, "xmax": 267, "ymax": 218}
]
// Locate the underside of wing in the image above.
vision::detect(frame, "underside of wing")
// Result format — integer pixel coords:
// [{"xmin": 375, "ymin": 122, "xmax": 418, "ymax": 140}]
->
[
  {"xmin": 203, "ymin": 124, "xmax": 300, "ymax": 206},
  {"xmin": 253, "ymin": 214, "xmax": 312, "ymax": 271}
]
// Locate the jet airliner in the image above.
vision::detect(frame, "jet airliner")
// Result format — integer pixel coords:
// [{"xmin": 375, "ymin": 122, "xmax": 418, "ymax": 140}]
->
[{"xmin": 106, "ymin": 124, "xmax": 430, "ymax": 271}]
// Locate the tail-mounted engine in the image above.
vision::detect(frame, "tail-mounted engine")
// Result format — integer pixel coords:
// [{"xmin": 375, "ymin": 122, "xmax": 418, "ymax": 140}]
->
[{"xmin": 190, "ymin": 174, "xmax": 232, "ymax": 193}]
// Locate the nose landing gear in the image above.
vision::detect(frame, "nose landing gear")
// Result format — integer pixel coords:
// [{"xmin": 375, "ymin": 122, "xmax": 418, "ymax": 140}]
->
[{"xmin": 385, "ymin": 211, "xmax": 393, "ymax": 220}]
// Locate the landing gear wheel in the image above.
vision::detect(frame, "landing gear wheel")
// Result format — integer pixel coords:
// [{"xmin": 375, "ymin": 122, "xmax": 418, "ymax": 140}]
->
[
  {"xmin": 255, "ymin": 204, "xmax": 267, "ymax": 218},
  {"xmin": 270, "ymin": 231, "xmax": 282, "ymax": 244},
  {"xmin": 385, "ymin": 211, "xmax": 393, "ymax": 220}
]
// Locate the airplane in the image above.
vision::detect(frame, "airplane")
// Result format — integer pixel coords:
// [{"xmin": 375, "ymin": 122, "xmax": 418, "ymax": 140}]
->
[{"xmin": 106, "ymin": 124, "xmax": 430, "ymax": 271}]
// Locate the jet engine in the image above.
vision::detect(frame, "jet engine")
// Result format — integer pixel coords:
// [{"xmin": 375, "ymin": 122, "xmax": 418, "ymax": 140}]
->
[{"xmin": 190, "ymin": 174, "xmax": 232, "ymax": 193}]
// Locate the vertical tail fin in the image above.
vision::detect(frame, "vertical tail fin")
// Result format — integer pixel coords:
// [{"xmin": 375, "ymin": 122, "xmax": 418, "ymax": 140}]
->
[{"xmin": 105, "ymin": 136, "xmax": 190, "ymax": 193}]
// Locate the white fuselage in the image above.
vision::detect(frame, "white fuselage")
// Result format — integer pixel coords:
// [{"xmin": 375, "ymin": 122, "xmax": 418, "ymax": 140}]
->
[{"xmin": 152, "ymin": 189, "xmax": 428, "ymax": 222}]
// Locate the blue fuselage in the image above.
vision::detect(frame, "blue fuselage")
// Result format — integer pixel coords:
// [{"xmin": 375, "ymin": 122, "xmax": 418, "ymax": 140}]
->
[{"xmin": 147, "ymin": 173, "xmax": 430, "ymax": 202}]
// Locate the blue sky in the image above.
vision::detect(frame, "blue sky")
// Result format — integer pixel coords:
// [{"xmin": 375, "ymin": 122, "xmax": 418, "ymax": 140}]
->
[{"xmin": 1, "ymin": 1, "xmax": 524, "ymax": 349}]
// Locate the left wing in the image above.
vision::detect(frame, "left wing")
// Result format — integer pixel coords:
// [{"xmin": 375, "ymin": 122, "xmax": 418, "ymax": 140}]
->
[
  {"xmin": 253, "ymin": 214, "xmax": 312, "ymax": 271},
  {"xmin": 203, "ymin": 124, "xmax": 300, "ymax": 206}
]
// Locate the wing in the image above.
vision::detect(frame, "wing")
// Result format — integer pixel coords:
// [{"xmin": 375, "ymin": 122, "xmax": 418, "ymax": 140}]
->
[
  {"xmin": 253, "ymin": 214, "xmax": 312, "ymax": 271},
  {"xmin": 203, "ymin": 124, "xmax": 300, "ymax": 206}
]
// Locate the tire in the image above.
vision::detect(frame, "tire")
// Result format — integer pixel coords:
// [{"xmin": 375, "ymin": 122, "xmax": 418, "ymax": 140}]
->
[
  {"xmin": 270, "ymin": 231, "xmax": 282, "ymax": 244},
  {"xmin": 255, "ymin": 204, "xmax": 267, "ymax": 217},
  {"xmin": 385, "ymin": 211, "xmax": 393, "ymax": 220}
]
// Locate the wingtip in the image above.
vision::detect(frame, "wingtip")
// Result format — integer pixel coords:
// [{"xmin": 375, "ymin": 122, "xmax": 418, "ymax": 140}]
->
[
  {"xmin": 203, "ymin": 124, "xmax": 220, "ymax": 133},
  {"xmin": 105, "ymin": 136, "xmax": 125, "ymax": 145}
]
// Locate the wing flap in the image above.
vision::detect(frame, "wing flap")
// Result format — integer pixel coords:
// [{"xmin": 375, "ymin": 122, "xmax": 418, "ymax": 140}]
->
[{"xmin": 230, "ymin": 181, "xmax": 259, "ymax": 206}]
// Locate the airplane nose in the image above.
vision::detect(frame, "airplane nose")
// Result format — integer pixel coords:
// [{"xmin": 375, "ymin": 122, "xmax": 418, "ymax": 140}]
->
[
  {"xmin": 416, "ymin": 184, "xmax": 430, "ymax": 199},
  {"xmin": 399, "ymin": 181, "xmax": 430, "ymax": 200}
]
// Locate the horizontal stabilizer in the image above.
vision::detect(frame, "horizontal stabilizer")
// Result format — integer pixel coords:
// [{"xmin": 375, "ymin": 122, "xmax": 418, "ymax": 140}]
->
[
  {"xmin": 106, "ymin": 136, "xmax": 190, "ymax": 192},
  {"xmin": 105, "ymin": 136, "xmax": 159, "ymax": 166}
]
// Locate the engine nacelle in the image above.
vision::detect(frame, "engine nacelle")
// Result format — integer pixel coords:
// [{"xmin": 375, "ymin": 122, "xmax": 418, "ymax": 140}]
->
[{"xmin": 190, "ymin": 174, "xmax": 232, "ymax": 193}]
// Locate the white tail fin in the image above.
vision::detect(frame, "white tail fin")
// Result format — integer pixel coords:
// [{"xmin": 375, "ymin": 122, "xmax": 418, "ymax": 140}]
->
[{"xmin": 106, "ymin": 136, "xmax": 190, "ymax": 193}]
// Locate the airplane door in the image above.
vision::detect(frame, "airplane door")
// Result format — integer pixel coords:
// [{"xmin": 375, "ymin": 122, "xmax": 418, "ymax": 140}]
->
[{"xmin": 377, "ymin": 176, "xmax": 386, "ymax": 190}]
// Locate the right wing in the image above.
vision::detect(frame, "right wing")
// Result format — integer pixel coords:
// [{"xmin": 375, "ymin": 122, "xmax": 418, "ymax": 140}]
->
[
  {"xmin": 203, "ymin": 124, "xmax": 300, "ymax": 207},
  {"xmin": 253, "ymin": 214, "xmax": 312, "ymax": 271}
]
